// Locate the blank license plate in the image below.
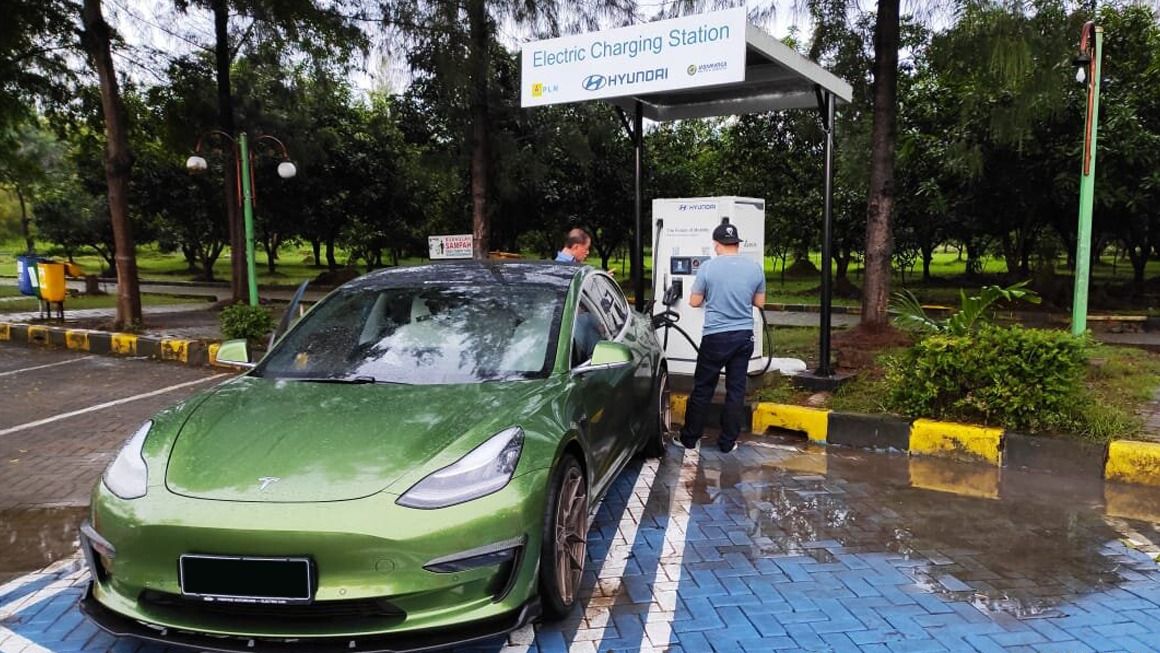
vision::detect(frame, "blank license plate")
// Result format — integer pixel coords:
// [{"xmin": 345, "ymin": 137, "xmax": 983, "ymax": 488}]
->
[{"xmin": 179, "ymin": 555, "xmax": 313, "ymax": 604}]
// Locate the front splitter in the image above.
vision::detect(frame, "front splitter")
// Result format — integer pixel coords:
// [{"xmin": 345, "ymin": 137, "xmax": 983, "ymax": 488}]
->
[{"xmin": 78, "ymin": 582, "xmax": 541, "ymax": 653}]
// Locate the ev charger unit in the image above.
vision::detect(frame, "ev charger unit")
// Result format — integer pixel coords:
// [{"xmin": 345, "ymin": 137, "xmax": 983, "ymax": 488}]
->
[{"xmin": 651, "ymin": 196, "xmax": 808, "ymax": 379}]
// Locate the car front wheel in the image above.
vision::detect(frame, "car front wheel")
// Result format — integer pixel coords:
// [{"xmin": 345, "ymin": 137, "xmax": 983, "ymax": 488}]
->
[
  {"xmin": 642, "ymin": 368, "xmax": 671, "ymax": 458},
  {"xmin": 539, "ymin": 455, "xmax": 587, "ymax": 619}
]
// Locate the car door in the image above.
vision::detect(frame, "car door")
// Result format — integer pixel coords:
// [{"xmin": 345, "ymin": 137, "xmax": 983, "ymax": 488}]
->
[
  {"xmin": 569, "ymin": 277, "xmax": 628, "ymax": 498},
  {"xmin": 590, "ymin": 274, "xmax": 653, "ymax": 420},
  {"xmin": 584, "ymin": 274, "xmax": 648, "ymax": 484}
]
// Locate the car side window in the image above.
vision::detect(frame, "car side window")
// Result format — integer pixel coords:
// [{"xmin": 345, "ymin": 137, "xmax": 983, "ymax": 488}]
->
[
  {"xmin": 572, "ymin": 294, "xmax": 608, "ymax": 367},
  {"xmin": 593, "ymin": 275, "xmax": 629, "ymax": 335}
]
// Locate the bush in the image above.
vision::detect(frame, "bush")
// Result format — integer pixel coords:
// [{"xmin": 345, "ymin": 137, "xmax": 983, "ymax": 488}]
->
[
  {"xmin": 219, "ymin": 303, "xmax": 276, "ymax": 343},
  {"xmin": 883, "ymin": 325, "xmax": 1088, "ymax": 433}
]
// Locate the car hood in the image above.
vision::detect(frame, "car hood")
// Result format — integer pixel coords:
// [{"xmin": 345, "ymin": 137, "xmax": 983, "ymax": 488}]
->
[{"xmin": 165, "ymin": 376, "xmax": 551, "ymax": 502}]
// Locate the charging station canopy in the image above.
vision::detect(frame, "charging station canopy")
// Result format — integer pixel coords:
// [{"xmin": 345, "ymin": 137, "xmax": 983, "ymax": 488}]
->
[
  {"xmin": 520, "ymin": 8, "xmax": 852, "ymax": 116},
  {"xmin": 520, "ymin": 8, "xmax": 854, "ymax": 380}
]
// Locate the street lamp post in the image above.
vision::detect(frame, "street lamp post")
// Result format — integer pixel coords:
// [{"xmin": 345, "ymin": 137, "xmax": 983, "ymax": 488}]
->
[
  {"xmin": 1071, "ymin": 21, "xmax": 1102, "ymax": 336},
  {"xmin": 187, "ymin": 131, "xmax": 297, "ymax": 307}
]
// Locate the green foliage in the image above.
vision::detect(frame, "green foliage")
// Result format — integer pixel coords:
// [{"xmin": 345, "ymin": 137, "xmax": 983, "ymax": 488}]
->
[
  {"xmin": 891, "ymin": 280, "xmax": 1040, "ymax": 335},
  {"xmin": 883, "ymin": 325, "xmax": 1087, "ymax": 432},
  {"xmin": 219, "ymin": 303, "xmax": 276, "ymax": 343}
]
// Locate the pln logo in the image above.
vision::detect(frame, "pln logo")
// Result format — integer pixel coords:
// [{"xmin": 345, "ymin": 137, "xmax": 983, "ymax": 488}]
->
[
  {"xmin": 531, "ymin": 82, "xmax": 559, "ymax": 98},
  {"xmin": 583, "ymin": 74, "xmax": 607, "ymax": 91}
]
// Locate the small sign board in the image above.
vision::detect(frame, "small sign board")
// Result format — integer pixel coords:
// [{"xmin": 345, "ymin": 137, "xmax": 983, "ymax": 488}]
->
[
  {"xmin": 428, "ymin": 234, "xmax": 474, "ymax": 260},
  {"xmin": 521, "ymin": 7, "xmax": 747, "ymax": 108}
]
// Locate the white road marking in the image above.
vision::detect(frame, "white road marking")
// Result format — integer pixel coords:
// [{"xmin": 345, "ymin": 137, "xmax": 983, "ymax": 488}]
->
[
  {"xmin": 0, "ymin": 356, "xmax": 95, "ymax": 378},
  {"xmin": 0, "ymin": 374, "xmax": 231, "ymax": 438},
  {"xmin": 510, "ymin": 458, "xmax": 664, "ymax": 653},
  {"xmin": 0, "ymin": 558, "xmax": 84, "ymax": 653},
  {"xmin": 640, "ymin": 449, "xmax": 698, "ymax": 650}
]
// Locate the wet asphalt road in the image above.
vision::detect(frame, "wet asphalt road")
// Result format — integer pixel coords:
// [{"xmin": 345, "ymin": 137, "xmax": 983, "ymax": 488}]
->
[
  {"xmin": 0, "ymin": 343, "xmax": 225, "ymax": 584},
  {"xmin": 2, "ymin": 344, "xmax": 1160, "ymax": 651}
]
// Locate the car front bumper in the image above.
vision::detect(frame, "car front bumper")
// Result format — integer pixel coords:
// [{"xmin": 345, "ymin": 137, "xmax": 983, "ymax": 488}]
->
[
  {"xmin": 79, "ymin": 581, "xmax": 540, "ymax": 653},
  {"xmin": 79, "ymin": 468, "xmax": 549, "ymax": 644}
]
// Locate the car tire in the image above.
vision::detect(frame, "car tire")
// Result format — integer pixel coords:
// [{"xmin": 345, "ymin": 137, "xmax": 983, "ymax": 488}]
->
[
  {"xmin": 539, "ymin": 454, "xmax": 587, "ymax": 620},
  {"xmin": 641, "ymin": 368, "xmax": 671, "ymax": 458}
]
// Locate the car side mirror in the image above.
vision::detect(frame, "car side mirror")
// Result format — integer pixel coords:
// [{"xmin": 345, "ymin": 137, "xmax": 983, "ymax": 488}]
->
[
  {"xmin": 573, "ymin": 341, "xmax": 632, "ymax": 376},
  {"xmin": 215, "ymin": 339, "xmax": 255, "ymax": 369}
]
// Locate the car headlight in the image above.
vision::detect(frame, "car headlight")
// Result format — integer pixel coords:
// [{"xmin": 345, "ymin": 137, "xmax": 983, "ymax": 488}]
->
[
  {"xmin": 397, "ymin": 426, "xmax": 523, "ymax": 509},
  {"xmin": 103, "ymin": 421, "xmax": 151, "ymax": 500}
]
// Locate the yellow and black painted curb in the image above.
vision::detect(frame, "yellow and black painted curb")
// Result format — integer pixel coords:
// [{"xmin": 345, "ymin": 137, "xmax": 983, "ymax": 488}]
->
[
  {"xmin": 671, "ymin": 394, "xmax": 1160, "ymax": 489},
  {"xmin": 0, "ymin": 321, "xmax": 231, "ymax": 369}
]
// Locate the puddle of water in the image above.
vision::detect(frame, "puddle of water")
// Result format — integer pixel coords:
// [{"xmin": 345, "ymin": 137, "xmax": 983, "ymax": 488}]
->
[
  {"xmin": 0, "ymin": 505, "xmax": 87, "ymax": 585},
  {"xmin": 685, "ymin": 434, "xmax": 1160, "ymax": 619}
]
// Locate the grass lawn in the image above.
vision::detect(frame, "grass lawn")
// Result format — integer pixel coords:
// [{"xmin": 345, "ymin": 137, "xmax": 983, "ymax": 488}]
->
[
  {"xmin": 0, "ymin": 293, "xmax": 207, "ymax": 314},
  {"xmin": 6, "ymin": 238, "xmax": 1160, "ymax": 312},
  {"xmin": 752, "ymin": 336, "xmax": 1160, "ymax": 443}
]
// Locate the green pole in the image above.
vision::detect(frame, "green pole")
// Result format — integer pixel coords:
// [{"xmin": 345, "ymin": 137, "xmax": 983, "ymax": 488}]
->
[
  {"xmin": 239, "ymin": 132, "xmax": 259, "ymax": 307},
  {"xmin": 1072, "ymin": 26, "xmax": 1102, "ymax": 336}
]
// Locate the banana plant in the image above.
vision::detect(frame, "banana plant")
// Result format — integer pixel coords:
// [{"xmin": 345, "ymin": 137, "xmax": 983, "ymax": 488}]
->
[{"xmin": 891, "ymin": 280, "xmax": 1040, "ymax": 336}]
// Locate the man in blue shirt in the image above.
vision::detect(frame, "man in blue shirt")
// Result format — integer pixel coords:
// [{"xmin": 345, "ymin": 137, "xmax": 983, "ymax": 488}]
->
[
  {"xmin": 555, "ymin": 228, "xmax": 591, "ymax": 264},
  {"xmin": 679, "ymin": 222, "xmax": 766, "ymax": 453}
]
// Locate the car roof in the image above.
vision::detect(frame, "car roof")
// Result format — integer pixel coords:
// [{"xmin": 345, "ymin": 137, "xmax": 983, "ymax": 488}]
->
[{"xmin": 341, "ymin": 260, "xmax": 587, "ymax": 291}]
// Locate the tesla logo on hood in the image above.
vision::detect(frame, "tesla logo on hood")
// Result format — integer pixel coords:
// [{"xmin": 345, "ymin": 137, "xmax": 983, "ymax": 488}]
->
[{"xmin": 258, "ymin": 477, "xmax": 281, "ymax": 491}]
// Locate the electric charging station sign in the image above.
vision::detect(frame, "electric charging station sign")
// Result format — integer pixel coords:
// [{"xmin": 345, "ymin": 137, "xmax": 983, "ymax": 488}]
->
[
  {"xmin": 428, "ymin": 234, "xmax": 473, "ymax": 259},
  {"xmin": 521, "ymin": 7, "xmax": 747, "ymax": 107}
]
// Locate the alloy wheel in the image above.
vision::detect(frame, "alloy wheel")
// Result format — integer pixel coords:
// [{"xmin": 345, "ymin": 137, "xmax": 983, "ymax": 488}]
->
[{"xmin": 553, "ymin": 466, "xmax": 587, "ymax": 605}]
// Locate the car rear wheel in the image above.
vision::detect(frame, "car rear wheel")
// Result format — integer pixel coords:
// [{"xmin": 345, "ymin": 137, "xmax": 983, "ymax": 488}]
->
[
  {"xmin": 642, "ymin": 368, "xmax": 671, "ymax": 458},
  {"xmin": 539, "ymin": 455, "xmax": 587, "ymax": 620}
]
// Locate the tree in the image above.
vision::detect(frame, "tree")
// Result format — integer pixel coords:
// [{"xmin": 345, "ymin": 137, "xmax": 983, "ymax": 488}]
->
[
  {"xmin": 81, "ymin": 0, "xmax": 142, "ymax": 329},
  {"xmin": 0, "ymin": 0, "xmax": 76, "ymax": 144},
  {"xmin": 382, "ymin": 0, "xmax": 634, "ymax": 260},
  {"xmin": 860, "ymin": 0, "xmax": 901, "ymax": 326},
  {"xmin": 0, "ymin": 122, "xmax": 66, "ymax": 253},
  {"xmin": 166, "ymin": 0, "xmax": 366, "ymax": 300}
]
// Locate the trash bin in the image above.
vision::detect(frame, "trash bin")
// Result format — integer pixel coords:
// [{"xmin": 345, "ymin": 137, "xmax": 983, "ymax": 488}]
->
[
  {"xmin": 16, "ymin": 256, "xmax": 39, "ymax": 297},
  {"xmin": 36, "ymin": 262, "xmax": 67, "ymax": 303}
]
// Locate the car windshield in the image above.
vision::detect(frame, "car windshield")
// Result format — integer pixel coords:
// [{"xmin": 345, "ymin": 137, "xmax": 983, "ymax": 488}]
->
[{"xmin": 254, "ymin": 283, "xmax": 565, "ymax": 385}]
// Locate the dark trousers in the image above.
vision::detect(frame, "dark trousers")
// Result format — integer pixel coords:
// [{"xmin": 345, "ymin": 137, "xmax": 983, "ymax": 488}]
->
[{"xmin": 680, "ymin": 330, "xmax": 754, "ymax": 446}]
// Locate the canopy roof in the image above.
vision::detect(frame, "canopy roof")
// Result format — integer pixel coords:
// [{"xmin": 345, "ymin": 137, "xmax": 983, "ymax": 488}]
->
[{"xmin": 610, "ymin": 24, "xmax": 854, "ymax": 122}]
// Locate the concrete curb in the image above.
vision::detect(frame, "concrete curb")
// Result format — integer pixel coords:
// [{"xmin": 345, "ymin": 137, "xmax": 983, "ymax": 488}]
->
[
  {"xmin": 744, "ymin": 401, "xmax": 1160, "ymax": 489},
  {"xmin": 0, "ymin": 320, "xmax": 232, "ymax": 369}
]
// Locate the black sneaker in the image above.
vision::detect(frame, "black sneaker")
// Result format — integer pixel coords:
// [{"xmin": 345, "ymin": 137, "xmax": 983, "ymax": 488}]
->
[
  {"xmin": 717, "ymin": 439, "xmax": 736, "ymax": 453},
  {"xmin": 679, "ymin": 432, "xmax": 699, "ymax": 449}
]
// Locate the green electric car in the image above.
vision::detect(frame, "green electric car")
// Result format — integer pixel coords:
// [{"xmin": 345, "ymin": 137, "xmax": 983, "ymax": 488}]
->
[{"xmin": 79, "ymin": 261, "xmax": 670, "ymax": 652}]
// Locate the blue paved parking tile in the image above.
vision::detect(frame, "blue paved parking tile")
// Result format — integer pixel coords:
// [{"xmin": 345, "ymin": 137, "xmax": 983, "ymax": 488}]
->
[
  {"xmin": 1122, "ymin": 635, "xmax": 1160, "ymax": 653},
  {"xmin": 1092, "ymin": 621, "xmax": 1149, "ymax": 638},
  {"xmin": 673, "ymin": 631, "xmax": 713, "ymax": 652},
  {"xmin": 783, "ymin": 621, "xmax": 828, "ymax": 649},
  {"xmin": 1065, "ymin": 625, "xmax": 1129, "ymax": 652},
  {"xmin": 821, "ymin": 631, "xmax": 871, "ymax": 653},
  {"xmin": 963, "ymin": 634, "xmax": 1011, "ymax": 653},
  {"xmin": 848, "ymin": 628, "xmax": 907, "ymax": 645},
  {"xmin": 1031, "ymin": 641, "xmax": 1094, "ymax": 653},
  {"xmin": 742, "ymin": 610, "xmax": 788, "ymax": 637},
  {"xmin": 884, "ymin": 638, "xmax": 949, "ymax": 653},
  {"xmin": 988, "ymin": 630, "xmax": 1049, "ymax": 646}
]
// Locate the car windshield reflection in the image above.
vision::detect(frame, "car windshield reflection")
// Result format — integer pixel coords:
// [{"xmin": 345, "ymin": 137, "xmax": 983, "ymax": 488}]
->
[{"xmin": 254, "ymin": 284, "xmax": 565, "ymax": 385}]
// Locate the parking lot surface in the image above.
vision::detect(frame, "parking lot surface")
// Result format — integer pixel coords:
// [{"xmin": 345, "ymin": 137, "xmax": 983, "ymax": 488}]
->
[{"xmin": 2, "ymin": 344, "xmax": 1160, "ymax": 652}]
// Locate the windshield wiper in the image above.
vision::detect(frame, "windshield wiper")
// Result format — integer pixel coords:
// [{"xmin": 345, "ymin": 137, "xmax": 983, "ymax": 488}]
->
[
  {"xmin": 286, "ymin": 376, "xmax": 414, "ymax": 385},
  {"xmin": 287, "ymin": 376, "xmax": 378, "ymax": 384}
]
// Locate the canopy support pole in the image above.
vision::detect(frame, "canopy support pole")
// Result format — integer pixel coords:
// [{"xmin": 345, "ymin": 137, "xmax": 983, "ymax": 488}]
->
[
  {"xmin": 817, "ymin": 89, "xmax": 836, "ymax": 377},
  {"xmin": 614, "ymin": 102, "xmax": 646, "ymax": 312},
  {"xmin": 632, "ymin": 101, "xmax": 644, "ymax": 311}
]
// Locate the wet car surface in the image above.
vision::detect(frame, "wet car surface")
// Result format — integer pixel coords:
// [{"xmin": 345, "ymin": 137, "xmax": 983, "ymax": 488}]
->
[{"xmin": 4, "ymin": 423, "xmax": 1160, "ymax": 652}]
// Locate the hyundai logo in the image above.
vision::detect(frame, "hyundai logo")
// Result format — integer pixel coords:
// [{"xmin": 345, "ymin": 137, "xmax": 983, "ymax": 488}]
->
[{"xmin": 582, "ymin": 74, "xmax": 607, "ymax": 91}]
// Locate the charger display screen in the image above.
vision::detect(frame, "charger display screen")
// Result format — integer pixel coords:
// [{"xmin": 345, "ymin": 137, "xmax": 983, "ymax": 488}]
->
[{"xmin": 671, "ymin": 257, "xmax": 710, "ymax": 275}]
